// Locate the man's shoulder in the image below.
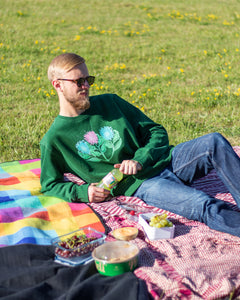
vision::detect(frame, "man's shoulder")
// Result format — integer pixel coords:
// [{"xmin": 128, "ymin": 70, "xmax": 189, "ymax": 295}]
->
[
  {"xmin": 90, "ymin": 93, "xmax": 117, "ymax": 101},
  {"xmin": 40, "ymin": 118, "xmax": 58, "ymax": 145}
]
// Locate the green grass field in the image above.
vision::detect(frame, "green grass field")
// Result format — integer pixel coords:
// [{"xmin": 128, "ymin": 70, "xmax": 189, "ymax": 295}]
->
[{"xmin": 1, "ymin": 0, "xmax": 240, "ymax": 162}]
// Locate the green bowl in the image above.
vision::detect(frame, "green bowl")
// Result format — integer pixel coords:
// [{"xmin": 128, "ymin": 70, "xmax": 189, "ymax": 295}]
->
[{"xmin": 92, "ymin": 241, "xmax": 139, "ymax": 276}]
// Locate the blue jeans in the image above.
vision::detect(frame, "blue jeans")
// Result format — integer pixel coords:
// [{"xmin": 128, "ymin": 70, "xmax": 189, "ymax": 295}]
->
[{"xmin": 134, "ymin": 133, "xmax": 240, "ymax": 237}]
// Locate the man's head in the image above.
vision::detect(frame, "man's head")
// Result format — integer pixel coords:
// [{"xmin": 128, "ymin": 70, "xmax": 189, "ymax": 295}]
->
[
  {"xmin": 48, "ymin": 53, "xmax": 85, "ymax": 82},
  {"xmin": 48, "ymin": 53, "xmax": 93, "ymax": 115}
]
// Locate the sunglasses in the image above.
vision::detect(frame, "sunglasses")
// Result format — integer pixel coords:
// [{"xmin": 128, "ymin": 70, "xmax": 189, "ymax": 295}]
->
[{"xmin": 57, "ymin": 76, "xmax": 95, "ymax": 87}]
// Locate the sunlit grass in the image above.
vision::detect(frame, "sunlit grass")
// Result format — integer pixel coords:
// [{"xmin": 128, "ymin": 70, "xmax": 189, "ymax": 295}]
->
[{"xmin": 1, "ymin": 0, "xmax": 240, "ymax": 162}]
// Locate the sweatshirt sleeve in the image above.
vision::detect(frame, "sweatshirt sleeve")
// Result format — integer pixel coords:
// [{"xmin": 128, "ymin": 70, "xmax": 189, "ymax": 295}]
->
[
  {"xmin": 40, "ymin": 143, "xmax": 90, "ymax": 202},
  {"xmin": 132, "ymin": 121, "xmax": 171, "ymax": 169},
  {"xmin": 114, "ymin": 94, "xmax": 173, "ymax": 169}
]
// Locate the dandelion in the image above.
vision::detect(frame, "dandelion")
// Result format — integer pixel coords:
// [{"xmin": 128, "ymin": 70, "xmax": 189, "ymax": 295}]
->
[
  {"xmin": 236, "ymin": 48, "xmax": 239, "ymax": 52},
  {"xmin": 74, "ymin": 35, "xmax": 81, "ymax": 41},
  {"xmin": 120, "ymin": 63, "xmax": 126, "ymax": 69},
  {"xmin": 180, "ymin": 68, "xmax": 184, "ymax": 73},
  {"xmin": 224, "ymin": 74, "xmax": 228, "ymax": 78},
  {"xmin": 204, "ymin": 50, "xmax": 207, "ymax": 55}
]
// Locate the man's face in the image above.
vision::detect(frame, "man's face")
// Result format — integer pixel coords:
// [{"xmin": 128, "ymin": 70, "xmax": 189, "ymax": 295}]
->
[{"xmin": 60, "ymin": 63, "xmax": 91, "ymax": 112}]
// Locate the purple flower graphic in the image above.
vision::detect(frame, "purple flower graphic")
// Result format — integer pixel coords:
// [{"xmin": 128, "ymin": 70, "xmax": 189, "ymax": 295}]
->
[{"xmin": 84, "ymin": 131, "xmax": 98, "ymax": 145}]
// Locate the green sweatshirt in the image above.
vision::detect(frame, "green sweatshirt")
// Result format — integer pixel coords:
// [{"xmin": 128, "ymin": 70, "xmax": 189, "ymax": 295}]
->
[{"xmin": 40, "ymin": 93, "xmax": 174, "ymax": 202}]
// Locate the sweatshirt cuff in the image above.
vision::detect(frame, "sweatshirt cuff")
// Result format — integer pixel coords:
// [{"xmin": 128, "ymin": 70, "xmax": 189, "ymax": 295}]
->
[{"xmin": 74, "ymin": 184, "xmax": 90, "ymax": 203}]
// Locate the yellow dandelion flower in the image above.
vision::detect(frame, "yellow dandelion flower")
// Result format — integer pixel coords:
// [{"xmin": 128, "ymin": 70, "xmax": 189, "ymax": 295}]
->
[
  {"xmin": 35, "ymin": 40, "xmax": 39, "ymax": 44},
  {"xmin": 74, "ymin": 35, "xmax": 81, "ymax": 41},
  {"xmin": 180, "ymin": 68, "xmax": 184, "ymax": 73},
  {"xmin": 224, "ymin": 74, "xmax": 228, "ymax": 78},
  {"xmin": 204, "ymin": 50, "xmax": 207, "ymax": 55}
]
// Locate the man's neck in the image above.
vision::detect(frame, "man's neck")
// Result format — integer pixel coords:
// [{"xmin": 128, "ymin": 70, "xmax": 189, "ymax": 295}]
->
[{"xmin": 59, "ymin": 108, "xmax": 85, "ymax": 117}]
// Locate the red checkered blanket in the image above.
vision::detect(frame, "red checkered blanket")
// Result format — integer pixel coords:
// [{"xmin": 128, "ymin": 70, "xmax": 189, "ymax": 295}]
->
[{"xmin": 87, "ymin": 146, "xmax": 240, "ymax": 299}]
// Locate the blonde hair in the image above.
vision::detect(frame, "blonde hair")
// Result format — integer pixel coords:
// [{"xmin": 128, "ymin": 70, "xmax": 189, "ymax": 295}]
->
[{"xmin": 47, "ymin": 53, "xmax": 85, "ymax": 81}]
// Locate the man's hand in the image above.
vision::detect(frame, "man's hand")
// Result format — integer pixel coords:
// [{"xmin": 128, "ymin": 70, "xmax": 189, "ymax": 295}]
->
[
  {"xmin": 88, "ymin": 183, "xmax": 111, "ymax": 203},
  {"xmin": 114, "ymin": 160, "xmax": 142, "ymax": 175}
]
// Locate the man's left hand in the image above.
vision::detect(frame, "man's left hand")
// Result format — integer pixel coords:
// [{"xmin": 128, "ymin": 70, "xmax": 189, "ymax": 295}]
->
[{"xmin": 114, "ymin": 160, "xmax": 142, "ymax": 175}]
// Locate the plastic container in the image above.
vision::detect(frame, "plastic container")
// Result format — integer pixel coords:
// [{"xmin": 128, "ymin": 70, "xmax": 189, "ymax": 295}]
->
[
  {"xmin": 92, "ymin": 241, "xmax": 139, "ymax": 276},
  {"xmin": 52, "ymin": 227, "xmax": 106, "ymax": 266},
  {"xmin": 96, "ymin": 168, "xmax": 123, "ymax": 190},
  {"xmin": 112, "ymin": 227, "xmax": 138, "ymax": 241},
  {"xmin": 139, "ymin": 213, "xmax": 175, "ymax": 240}
]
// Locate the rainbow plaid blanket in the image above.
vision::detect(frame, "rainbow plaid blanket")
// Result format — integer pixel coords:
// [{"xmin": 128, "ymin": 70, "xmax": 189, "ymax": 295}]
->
[{"xmin": 0, "ymin": 159, "xmax": 105, "ymax": 246}]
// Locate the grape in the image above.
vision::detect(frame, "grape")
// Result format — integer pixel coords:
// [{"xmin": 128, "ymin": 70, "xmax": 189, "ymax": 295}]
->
[
  {"xmin": 149, "ymin": 214, "xmax": 173, "ymax": 228},
  {"xmin": 55, "ymin": 234, "xmax": 99, "ymax": 258}
]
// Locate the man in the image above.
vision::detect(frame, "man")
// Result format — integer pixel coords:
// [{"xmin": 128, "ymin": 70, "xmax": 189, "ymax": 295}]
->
[{"xmin": 40, "ymin": 52, "xmax": 240, "ymax": 237}]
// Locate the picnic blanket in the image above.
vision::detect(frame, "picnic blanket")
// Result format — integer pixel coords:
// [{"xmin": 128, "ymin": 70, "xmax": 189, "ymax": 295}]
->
[
  {"xmin": 89, "ymin": 146, "xmax": 240, "ymax": 300},
  {"xmin": 1, "ymin": 148, "xmax": 240, "ymax": 299},
  {"xmin": 0, "ymin": 159, "xmax": 105, "ymax": 246}
]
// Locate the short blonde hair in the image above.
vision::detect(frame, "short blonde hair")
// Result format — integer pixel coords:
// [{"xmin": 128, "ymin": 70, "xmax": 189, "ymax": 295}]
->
[{"xmin": 47, "ymin": 53, "xmax": 85, "ymax": 81}]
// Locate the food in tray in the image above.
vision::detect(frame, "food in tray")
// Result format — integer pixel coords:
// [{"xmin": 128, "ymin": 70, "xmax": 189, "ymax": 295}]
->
[
  {"xmin": 112, "ymin": 227, "xmax": 138, "ymax": 241},
  {"xmin": 52, "ymin": 227, "xmax": 106, "ymax": 261},
  {"xmin": 92, "ymin": 241, "xmax": 139, "ymax": 276},
  {"xmin": 149, "ymin": 213, "xmax": 173, "ymax": 228},
  {"xmin": 55, "ymin": 234, "xmax": 98, "ymax": 258},
  {"xmin": 139, "ymin": 213, "xmax": 175, "ymax": 240}
]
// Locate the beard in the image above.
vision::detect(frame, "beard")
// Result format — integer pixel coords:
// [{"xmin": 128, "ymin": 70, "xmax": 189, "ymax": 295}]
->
[
  {"xmin": 69, "ymin": 97, "xmax": 90, "ymax": 111},
  {"xmin": 66, "ymin": 91, "xmax": 90, "ymax": 112}
]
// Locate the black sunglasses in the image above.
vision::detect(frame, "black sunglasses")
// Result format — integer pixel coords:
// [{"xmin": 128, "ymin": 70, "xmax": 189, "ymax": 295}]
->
[{"xmin": 57, "ymin": 76, "xmax": 95, "ymax": 87}]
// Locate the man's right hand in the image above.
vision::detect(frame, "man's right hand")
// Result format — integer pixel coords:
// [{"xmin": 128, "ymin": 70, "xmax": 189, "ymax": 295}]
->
[{"xmin": 88, "ymin": 183, "xmax": 111, "ymax": 203}]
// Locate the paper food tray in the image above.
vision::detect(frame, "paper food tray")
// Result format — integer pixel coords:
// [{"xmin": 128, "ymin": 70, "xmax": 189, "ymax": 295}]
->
[{"xmin": 139, "ymin": 213, "xmax": 175, "ymax": 240}]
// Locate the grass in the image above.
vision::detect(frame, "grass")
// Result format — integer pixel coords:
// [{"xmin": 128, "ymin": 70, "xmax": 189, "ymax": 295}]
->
[{"xmin": 1, "ymin": 0, "xmax": 240, "ymax": 162}]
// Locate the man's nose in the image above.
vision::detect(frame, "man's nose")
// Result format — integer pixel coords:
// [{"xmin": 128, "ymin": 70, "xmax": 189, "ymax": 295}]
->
[{"xmin": 81, "ymin": 79, "xmax": 90, "ymax": 88}]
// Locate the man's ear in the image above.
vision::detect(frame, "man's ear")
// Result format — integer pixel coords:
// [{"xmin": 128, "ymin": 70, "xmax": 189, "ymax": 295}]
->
[{"xmin": 52, "ymin": 79, "xmax": 62, "ymax": 92}]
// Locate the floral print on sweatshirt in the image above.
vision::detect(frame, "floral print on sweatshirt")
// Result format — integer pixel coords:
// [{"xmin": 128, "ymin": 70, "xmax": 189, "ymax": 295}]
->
[{"xmin": 76, "ymin": 126, "xmax": 122, "ymax": 162}]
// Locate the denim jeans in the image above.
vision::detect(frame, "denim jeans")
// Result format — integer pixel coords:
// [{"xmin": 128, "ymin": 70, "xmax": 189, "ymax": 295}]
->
[{"xmin": 134, "ymin": 133, "xmax": 240, "ymax": 237}]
